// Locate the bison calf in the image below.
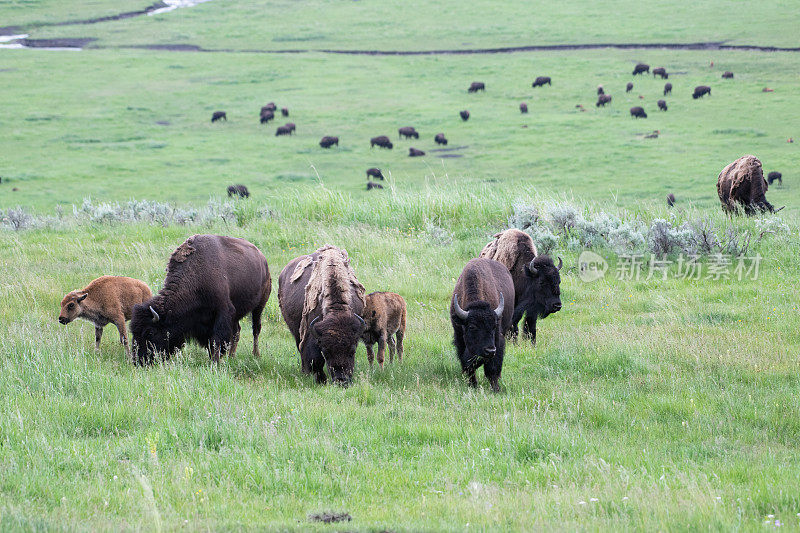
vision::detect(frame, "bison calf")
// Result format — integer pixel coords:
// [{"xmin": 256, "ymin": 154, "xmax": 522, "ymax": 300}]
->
[
  {"xmin": 281, "ymin": 107, "xmax": 289, "ymax": 116},
  {"xmin": 59, "ymin": 276, "xmax": 152, "ymax": 359},
  {"xmin": 211, "ymin": 111, "xmax": 227, "ymax": 122},
  {"xmin": 361, "ymin": 292, "xmax": 406, "ymax": 368},
  {"xmin": 366, "ymin": 168, "xmax": 384, "ymax": 180},
  {"xmin": 459, "ymin": 110, "xmax": 470, "ymax": 121},
  {"xmin": 630, "ymin": 106, "xmax": 647, "ymax": 118},
  {"xmin": 435, "ymin": 133, "xmax": 448, "ymax": 145}
]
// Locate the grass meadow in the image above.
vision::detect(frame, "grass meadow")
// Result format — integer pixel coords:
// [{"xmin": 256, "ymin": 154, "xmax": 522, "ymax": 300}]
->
[{"xmin": 2, "ymin": 1, "xmax": 800, "ymax": 531}]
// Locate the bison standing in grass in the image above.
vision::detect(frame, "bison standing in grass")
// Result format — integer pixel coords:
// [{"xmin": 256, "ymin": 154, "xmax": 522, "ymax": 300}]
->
[
  {"xmin": 520, "ymin": 102, "xmax": 528, "ymax": 113},
  {"xmin": 460, "ymin": 110, "xmax": 470, "ymax": 121},
  {"xmin": 227, "ymin": 184, "xmax": 250, "ymax": 198},
  {"xmin": 468, "ymin": 82, "xmax": 485, "ymax": 93},
  {"xmin": 398, "ymin": 127, "xmax": 419, "ymax": 139},
  {"xmin": 451, "ymin": 258, "xmax": 514, "ymax": 392},
  {"xmin": 278, "ymin": 245, "xmax": 366, "ymax": 385},
  {"xmin": 630, "ymin": 106, "xmax": 647, "ymax": 118},
  {"xmin": 260, "ymin": 110, "xmax": 274, "ymax": 124},
  {"xmin": 657, "ymin": 99, "xmax": 668, "ymax": 111},
  {"xmin": 371, "ymin": 135, "xmax": 393, "ymax": 149},
  {"xmin": 626, "ymin": 82, "xmax": 634, "ymax": 93},
  {"xmin": 693, "ymin": 85, "xmax": 711, "ymax": 99},
  {"xmin": 276, "ymin": 125, "xmax": 292, "ymax": 136},
  {"xmin": 596, "ymin": 94, "xmax": 612, "ymax": 107},
  {"xmin": 717, "ymin": 155, "xmax": 780, "ymax": 215},
  {"xmin": 664, "ymin": 82, "xmax": 672, "ymax": 96},
  {"xmin": 667, "ymin": 193, "xmax": 676, "ymax": 207},
  {"xmin": 479, "ymin": 229, "xmax": 562, "ymax": 344},
  {"xmin": 767, "ymin": 171, "xmax": 782, "ymax": 185},
  {"xmin": 211, "ymin": 111, "xmax": 227, "ymax": 122},
  {"xmin": 59, "ymin": 276, "xmax": 152, "ymax": 360},
  {"xmin": 361, "ymin": 292, "xmax": 406, "ymax": 369},
  {"xmin": 435, "ymin": 133, "xmax": 448, "ymax": 145},
  {"xmin": 652, "ymin": 67, "xmax": 668, "ymax": 79},
  {"xmin": 632, "ymin": 63, "xmax": 650, "ymax": 75},
  {"xmin": 319, "ymin": 136, "xmax": 339, "ymax": 148},
  {"xmin": 722, "ymin": 71, "xmax": 734, "ymax": 79},
  {"xmin": 366, "ymin": 168, "xmax": 384, "ymax": 180},
  {"xmin": 130, "ymin": 235, "xmax": 271, "ymax": 365},
  {"xmin": 532, "ymin": 76, "xmax": 551, "ymax": 87}
]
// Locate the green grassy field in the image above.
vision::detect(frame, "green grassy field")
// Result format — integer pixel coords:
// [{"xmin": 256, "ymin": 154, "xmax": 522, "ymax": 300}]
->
[{"xmin": 2, "ymin": 1, "xmax": 800, "ymax": 531}]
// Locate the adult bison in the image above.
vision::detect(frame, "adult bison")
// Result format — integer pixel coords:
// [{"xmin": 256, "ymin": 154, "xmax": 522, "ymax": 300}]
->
[
  {"xmin": 371, "ymin": 135, "xmax": 393, "ymax": 149},
  {"xmin": 479, "ymin": 229, "xmax": 562, "ymax": 344},
  {"xmin": 468, "ymin": 82, "xmax": 485, "ymax": 93},
  {"xmin": 227, "ymin": 184, "xmax": 250, "ymax": 198},
  {"xmin": 259, "ymin": 110, "xmax": 274, "ymax": 124},
  {"xmin": 278, "ymin": 245, "xmax": 366, "ymax": 385},
  {"xmin": 434, "ymin": 133, "xmax": 448, "ymax": 145},
  {"xmin": 657, "ymin": 99, "xmax": 668, "ymax": 111},
  {"xmin": 693, "ymin": 85, "xmax": 711, "ymax": 99},
  {"xmin": 211, "ymin": 111, "xmax": 227, "ymax": 123},
  {"xmin": 366, "ymin": 168, "xmax": 384, "ymax": 180},
  {"xmin": 664, "ymin": 82, "xmax": 672, "ymax": 96},
  {"xmin": 626, "ymin": 82, "xmax": 634, "ymax": 93},
  {"xmin": 459, "ymin": 110, "xmax": 470, "ymax": 121},
  {"xmin": 717, "ymin": 155, "xmax": 780, "ymax": 215},
  {"xmin": 596, "ymin": 94, "xmax": 612, "ymax": 107},
  {"xmin": 652, "ymin": 67, "xmax": 668, "ymax": 79},
  {"xmin": 666, "ymin": 193, "xmax": 676, "ymax": 207},
  {"xmin": 632, "ymin": 63, "xmax": 650, "ymax": 75},
  {"xmin": 630, "ymin": 106, "xmax": 647, "ymax": 118},
  {"xmin": 366, "ymin": 181, "xmax": 383, "ymax": 191},
  {"xmin": 319, "ymin": 136, "xmax": 339, "ymax": 148},
  {"xmin": 532, "ymin": 76, "xmax": 551, "ymax": 87},
  {"xmin": 722, "ymin": 71, "xmax": 734, "ymax": 79},
  {"xmin": 767, "ymin": 171, "xmax": 782, "ymax": 185},
  {"xmin": 450, "ymin": 258, "xmax": 514, "ymax": 392},
  {"xmin": 398, "ymin": 127, "xmax": 419, "ymax": 139},
  {"xmin": 597, "ymin": 85, "xmax": 604, "ymax": 95},
  {"xmin": 409, "ymin": 147, "xmax": 425, "ymax": 157},
  {"xmin": 262, "ymin": 103, "xmax": 277, "ymax": 113},
  {"xmin": 130, "ymin": 235, "xmax": 271, "ymax": 365},
  {"xmin": 276, "ymin": 125, "xmax": 292, "ymax": 136},
  {"xmin": 519, "ymin": 102, "xmax": 528, "ymax": 113},
  {"xmin": 281, "ymin": 107, "xmax": 289, "ymax": 116}
]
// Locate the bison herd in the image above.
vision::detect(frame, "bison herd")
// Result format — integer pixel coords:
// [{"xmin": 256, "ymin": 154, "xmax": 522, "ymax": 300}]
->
[{"xmin": 58, "ymin": 229, "xmax": 563, "ymax": 391}]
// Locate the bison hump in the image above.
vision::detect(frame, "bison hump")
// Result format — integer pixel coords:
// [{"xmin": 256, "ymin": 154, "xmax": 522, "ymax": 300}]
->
[{"xmin": 169, "ymin": 235, "xmax": 197, "ymax": 264}]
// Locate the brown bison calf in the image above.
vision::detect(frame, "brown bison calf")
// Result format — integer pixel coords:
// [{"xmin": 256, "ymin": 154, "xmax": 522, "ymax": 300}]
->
[
  {"xmin": 59, "ymin": 276, "xmax": 152, "ymax": 359},
  {"xmin": 361, "ymin": 292, "xmax": 406, "ymax": 369}
]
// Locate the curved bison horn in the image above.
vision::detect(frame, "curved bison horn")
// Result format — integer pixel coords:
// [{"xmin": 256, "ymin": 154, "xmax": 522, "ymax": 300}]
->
[
  {"xmin": 557, "ymin": 257, "xmax": 563, "ymax": 271},
  {"xmin": 354, "ymin": 313, "xmax": 366, "ymax": 329},
  {"xmin": 309, "ymin": 316, "xmax": 321, "ymax": 338},
  {"xmin": 149, "ymin": 306, "xmax": 160, "ymax": 323},
  {"xmin": 494, "ymin": 293, "xmax": 505, "ymax": 318},
  {"xmin": 774, "ymin": 206, "xmax": 786, "ymax": 213},
  {"xmin": 452, "ymin": 294, "xmax": 469, "ymax": 321},
  {"xmin": 527, "ymin": 259, "xmax": 538, "ymax": 276}
]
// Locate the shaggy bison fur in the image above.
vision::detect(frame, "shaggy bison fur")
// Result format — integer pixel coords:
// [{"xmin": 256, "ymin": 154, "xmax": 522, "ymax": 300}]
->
[
  {"xmin": 361, "ymin": 292, "xmax": 406, "ymax": 368},
  {"xmin": 630, "ymin": 106, "xmax": 647, "ymax": 118},
  {"xmin": 371, "ymin": 135, "xmax": 393, "ymax": 149},
  {"xmin": 717, "ymin": 155, "xmax": 777, "ymax": 215},
  {"xmin": 227, "ymin": 184, "xmax": 250, "ymax": 198},
  {"xmin": 532, "ymin": 76, "xmax": 551, "ymax": 87}
]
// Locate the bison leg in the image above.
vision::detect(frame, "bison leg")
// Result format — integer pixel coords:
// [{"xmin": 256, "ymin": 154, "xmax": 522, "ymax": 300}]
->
[
  {"xmin": 311, "ymin": 355, "xmax": 327, "ymax": 384},
  {"xmin": 365, "ymin": 342, "xmax": 375, "ymax": 368},
  {"xmin": 210, "ymin": 308, "xmax": 235, "ymax": 362},
  {"xmin": 112, "ymin": 318, "xmax": 131, "ymax": 359},
  {"xmin": 229, "ymin": 322, "xmax": 241, "ymax": 358},
  {"xmin": 387, "ymin": 333, "xmax": 397, "ymax": 364},
  {"xmin": 522, "ymin": 314, "xmax": 538, "ymax": 345},
  {"xmin": 509, "ymin": 306, "xmax": 526, "ymax": 342},
  {"xmin": 396, "ymin": 329, "xmax": 404, "ymax": 362},
  {"xmin": 377, "ymin": 332, "xmax": 387, "ymax": 369},
  {"xmin": 484, "ymin": 336, "xmax": 505, "ymax": 393},
  {"xmin": 95, "ymin": 326, "xmax": 104, "ymax": 350}
]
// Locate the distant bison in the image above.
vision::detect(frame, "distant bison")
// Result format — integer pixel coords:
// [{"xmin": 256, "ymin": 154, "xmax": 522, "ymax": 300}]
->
[
  {"xmin": 278, "ymin": 245, "xmax": 366, "ymax": 385},
  {"xmin": 532, "ymin": 76, "xmax": 551, "ymax": 87},
  {"xmin": 366, "ymin": 181, "xmax": 384, "ymax": 190},
  {"xmin": 519, "ymin": 102, "xmax": 528, "ymax": 113},
  {"xmin": 262, "ymin": 103, "xmax": 277, "ymax": 113},
  {"xmin": 259, "ymin": 111, "xmax": 274, "ymax": 124},
  {"xmin": 398, "ymin": 126, "xmax": 419, "ymax": 139},
  {"xmin": 596, "ymin": 94, "xmax": 612, "ymax": 107},
  {"xmin": 666, "ymin": 193, "xmax": 676, "ymax": 207},
  {"xmin": 722, "ymin": 71, "xmax": 734, "ymax": 79},
  {"xmin": 319, "ymin": 136, "xmax": 339, "ymax": 148},
  {"xmin": 281, "ymin": 107, "xmax": 289, "ymax": 116},
  {"xmin": 371, "ymin": 135, "xmax": 393, "ymax": 149},
  {"xmin": 131, "ymin": 235, "xmax": 271, "ymax": 365},
  {"xmin": 211, "ymin": 111, "xmax": 227, "ymax": 122},
  {"xmin": 630, "ymin": 106, "xmax": 647, "ymax": 118},
  {"xmin": 59, "ymin": 276, "xmax": 152, "ymax": 360},
  {"xmin": 468, "ymin": 82, "xmax": 485, "ymax": 93},
  {"xmin": 717, "ymin": 155, "xmax": 778, "ymax": 215},
  {"xmin": 664, "ymin": 82, "xmax": 672, "ymax": 96},
  {"xmin": 459, "ymin": 110, "xmax": 470, "ymax": 121},
  {"xmin": 276, "ymin": 125, "xmax": 292, "ymax": 136},
  {"xmin": 652, "ymin": 67, "xmax": 668, "ymax": 79},
  {"xmin": 693, "ymin": 85, "xmax": 711, "ymax": 99},
  {"xmin": 626, "ymin": 82, "xmax": 634, "ymax": 93},
  {"xmin": 285, "ymin": 122, "xmax": 296, "ymax": 133},
  {"xmin": 361, "ymin": 292, "xmax": 406, "ymax": 368},
  {"xmin": 409, "ymin": 147, "xmax": 425, "ymax": 157},
  {"xmin": 451, "ymin": 258, "xmax": 514, "ymax": 392},
  {"xmin": 597, "ymin": 85, "xmax": 604, "ymax": 95},
  {"xmin": 227, "ymin": 184, "xmax": 250, "ymax": 198},
  {"xmin": 632, "ymin": 63, "xmax": 650, "ymax": 75},
  {"xmin": 366, "ymin": 168, "xmax": 384, "ymax": 180},
  {"xmin": 767, "ymin": 171, "xmax": 782, "ymax": 185},
  {"xmin": 435, "ymin": 133, "xmax": 448, "ymax": 145},
  {"xmin": 657, "ymin": 99, "xmax": 668, "ymax": 111}
]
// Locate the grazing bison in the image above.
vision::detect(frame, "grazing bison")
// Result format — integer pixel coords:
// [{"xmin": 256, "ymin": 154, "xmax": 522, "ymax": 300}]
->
[
  {"xmin": 717, "ymin": 155, "xmax": 779, "ymax": 215},
  {"xmin": 532, "ymin": 76, "xmax": 551, "ymax": 87},
  {"xmin": 597, "ymin": 85, "xmax": 604, "ymax": 95},
  {"xmin": 371, "ymin": 135, "xmax": 393, "ymax": 149},
  {"xmin": 276, "ymin": 125, "xmax": 292, "ymax": 136},
  {"xmin": 630, "ymin": 106, "xmax": 647, "ymax": 118},
  {"xmin": 666, "ymin": 193, "xmax": 676, "ymax": 207},
  {"xmin": 281, "ymin": 107, "xmax": 289, "ymax": 116},
  {"xmin": 319, "ymin": 136, "xmax": 339, "ymax": 148},
  {"xmin": 767, "ymin": 171, "xmax": 782, "ymax": 185},
  {"xmin": 409, "ymin": 147, "xmax": 425, "ymax": 157},
  {"xmin": 59, "ymin": 276, "xmax": 152, "ymax": 360},
  {"xmin": 366, "ymin": 168, "xmax": 384, "ymax": 180},
  {"xmin": 278, "ymin": 245, "xmax": 366, "ymax": 385},
  {"xmin": 632, "ymin": 63, "xmax": 650, "ymax": 75},
  {"xmin": 262, "ymin": 103, "xmax": 277, "ymax": 113},
  {"xmin": 722, "ymin": 71, "xmax": 734, "ymax": 79},
  {"xmin": 520, "ymin": 102, "xmax": 528, "ymax": 113},
  {"xmin": 459, "ymin": 110, "xmax": 470, "ymax": 121},
  {"xmin": 657, "ymin": 99, "xmax": 668, "ymax": 111},
  {"xmin": 211, "ymin": 111, "xmax": 227, "ymax": 123},
  {"xmin": 468, "ymin": 82, "xmax": 485, "ymax": 93},
  {"xmin": 664, "ymin": 82, "xmax": 672, "ymax": 96},
  {"xmin": 398, "ymin": 126, "xmax": 419, "ymax": 139},
  {"xmin": 479, "ymin": 229, "xmax": 562, "ymax": 344},
  {"xmin": 596, "ymin": 94, "xmax": 612, "ymax": 107},
  {"xmin": 227, "ymin": 184, "xmax": 250, "ymax": 198},
  {"xmin": 435, "ymin": 133, "xmax": 448, "ymax": 145},
  {"xmin": 451, "ymin": 258, "xmax": 514, "ymax": 392},
  {"xmin": 366, "ymin": 181, "xmax": 383, "ymax": 191},
  {"xmin": 626, "ymin": 82, "xmax": 634, "ymax": 93},
  {"xmin": 259, "ymin": 111, "xmax": 274, "ymax": 124},
  {"xmin": 652, "ymin": 67, "xmax": 668, "ymax": 79},
  {"xmin": 693, "ymin": 85, "xmax": 711, "ymax": 99},
  {"xmin": 361, "ymin": 292, "xmax": 406, "ymax": 369},
  {"xmin": 130, "ymin": 235, "xmax": 271, "ymax": 365},
  {"xmin": 284, "ymin": 122, "xmax": 296, "ymax": 133}
]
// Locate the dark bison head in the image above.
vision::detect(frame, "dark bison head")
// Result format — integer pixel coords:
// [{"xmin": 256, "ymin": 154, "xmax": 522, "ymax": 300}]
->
[
  {"xmin": 452, "ymin": 294, "xmax": 504, "ymax": 363},
  {"xmin": 310, "ymin": 312, "xmax": 366, "ymax": 385},
  {"xmin": 522, "ymin": 256, "xmax": 563, "ymax": 318},
  {"xmin": 130, "ymin": 303, "xmax": 185, "ymax": 365}
]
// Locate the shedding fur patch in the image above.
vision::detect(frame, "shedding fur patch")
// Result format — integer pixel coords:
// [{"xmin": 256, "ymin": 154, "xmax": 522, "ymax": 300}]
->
[
  {"xmin": 717, "ymin": 154, "xmax": 769, "ymax": 211},
  {"xmin": 169, "ymin": 235, "xmax": 197, "ymax": 264},
  {"xmin": 294, "ymin": 245, "xmax": 365, "ymax": 354},
  {"xmin": 479, "ymin": 229, "xmax": 538, "ymax": 272}
]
